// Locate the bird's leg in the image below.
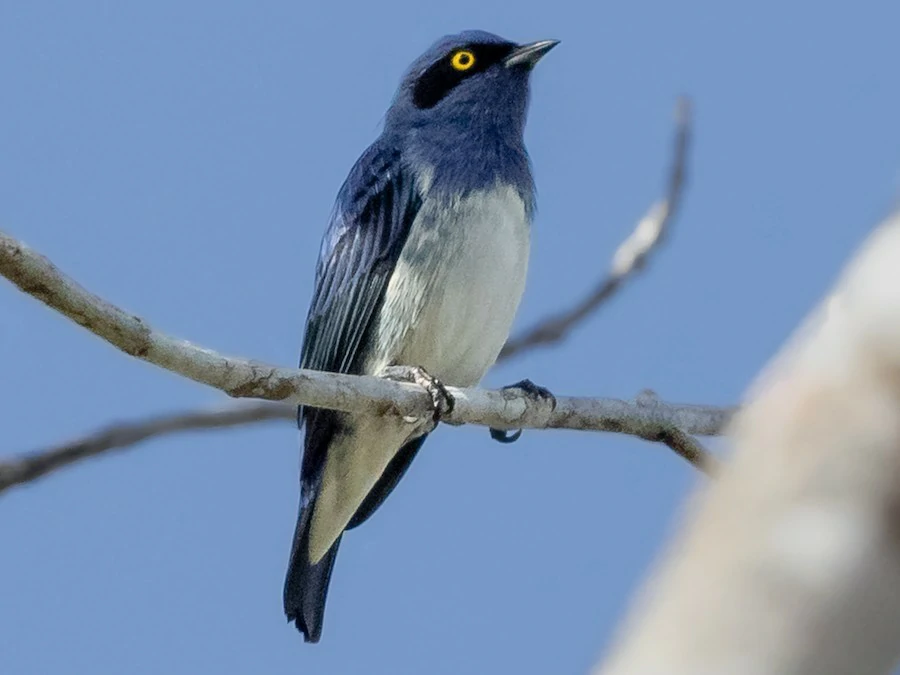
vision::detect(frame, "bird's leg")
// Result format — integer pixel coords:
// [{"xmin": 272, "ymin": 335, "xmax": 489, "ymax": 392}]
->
[
  {"xmin": 381, "ymin": 365, "xmax": 455, "ymax": 427},
  {"xmin": 489, "ymin": 378, "xmax": 557, "ymax": 444}
]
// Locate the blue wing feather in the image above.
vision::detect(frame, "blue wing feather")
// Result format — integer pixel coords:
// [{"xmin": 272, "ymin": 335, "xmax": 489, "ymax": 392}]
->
[
  {"xmin": 299, "ymin": 143, "xmax": 419, "ymax": 378},
  {"xmin": 298, "ymin": 140, "xmax": 424, "ymax": 480}
]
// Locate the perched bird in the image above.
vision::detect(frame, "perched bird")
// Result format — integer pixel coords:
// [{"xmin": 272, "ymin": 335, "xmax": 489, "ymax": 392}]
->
[{"xmin": 284, "ymin": 29, "xmax": 558, "ymax": 642}]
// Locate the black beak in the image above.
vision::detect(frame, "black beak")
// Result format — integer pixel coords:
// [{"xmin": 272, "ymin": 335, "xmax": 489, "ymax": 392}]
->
[{"xmin": 503, "ymin": 39, "xmax": 560, "ymax": 68}]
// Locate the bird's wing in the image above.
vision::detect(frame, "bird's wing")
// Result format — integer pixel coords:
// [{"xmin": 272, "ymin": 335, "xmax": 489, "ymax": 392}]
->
[
  {"xmin": 285, "ymin": 141, "xmax": 423, "ymax": 639},
  {"xmin": 299, "ymin": 142, "xmax": 421, "ymax": 378},
  {"xmin": 297, "ymin": 140, "xmax": 423, "ymax": 489}
]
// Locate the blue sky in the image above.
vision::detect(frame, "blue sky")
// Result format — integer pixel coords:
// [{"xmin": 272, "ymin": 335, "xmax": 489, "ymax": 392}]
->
[{"xmin": 2, "ymin": 2, "xmax": 898, "ymax": 673}]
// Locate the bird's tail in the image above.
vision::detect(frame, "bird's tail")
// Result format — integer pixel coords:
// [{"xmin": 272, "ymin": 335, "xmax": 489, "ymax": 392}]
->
[{"xmin": 283, "ymin": 500, "xmax": 341, "ymax": 643}]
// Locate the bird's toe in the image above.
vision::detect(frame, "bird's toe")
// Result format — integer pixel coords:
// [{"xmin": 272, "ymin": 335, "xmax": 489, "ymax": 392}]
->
[
  {"xmin": 488, "ymin": 378, "xmax": 556, "ymax": 444},
  {"xmin": 381, "ymin": 365, "xmax": 455, "ymax": 425}
]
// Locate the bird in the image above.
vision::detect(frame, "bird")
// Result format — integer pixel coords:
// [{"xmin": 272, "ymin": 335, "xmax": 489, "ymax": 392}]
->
[{"xmin": 283, "ymin": 29, "xmax": 558, "ymax": 642}]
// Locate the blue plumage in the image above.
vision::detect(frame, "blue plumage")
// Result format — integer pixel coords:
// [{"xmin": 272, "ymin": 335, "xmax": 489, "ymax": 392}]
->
[
  {"xmin": 284, "ymin": 30, "xmax": 557, "ymax": 642},
  {"xmin": 386, "ymin": 32, "xmax": 536, "ymax": 210},
  {"xmin": 300, "ymin": 143, "xmax": 421, "ymax": 377}
]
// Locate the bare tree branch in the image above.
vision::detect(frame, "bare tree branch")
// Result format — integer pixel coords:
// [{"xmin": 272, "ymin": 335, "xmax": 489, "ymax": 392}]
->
[
  {"xmin": 0, "ymin": 395, "xmax": 728, "ymax": 493},
  {"xmin": 596, "ymin": 209, "xmax": 900, "ymax": 675},
  {"xmin": 0, "ymin": 207, "xmax": 728, "ymax": 435},
  {"xmin": 652, "ymin": 428, "xmax": 718, "ymax": 475},
  {"xmin": 0, "ymin": 228, "xmax": 730, "ymax": 440},
  {"xmin": 0, "ymin": 402, "xmax": 290, "ymax": 492},
  {"xmin": 499, "ymin": 97, "xmax": 691, "ymax": 361}
]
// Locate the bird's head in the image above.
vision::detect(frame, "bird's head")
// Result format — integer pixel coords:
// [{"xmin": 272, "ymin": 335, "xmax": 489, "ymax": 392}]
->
[{"xmin": 385, "ymin": 30, "xmax": 558, "ymax": 140}]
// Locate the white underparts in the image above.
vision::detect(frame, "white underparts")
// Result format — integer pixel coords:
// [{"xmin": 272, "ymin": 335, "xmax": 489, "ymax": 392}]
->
[{"xmin": 308, "ymin": 183, "xmax": 531, "ymax": 563}]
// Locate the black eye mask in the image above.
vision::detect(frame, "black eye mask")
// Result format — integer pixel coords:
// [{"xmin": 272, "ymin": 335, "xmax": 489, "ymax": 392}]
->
[{"xmin": 412, "ymin": 42, "xmax": 515, "ymax": 109}]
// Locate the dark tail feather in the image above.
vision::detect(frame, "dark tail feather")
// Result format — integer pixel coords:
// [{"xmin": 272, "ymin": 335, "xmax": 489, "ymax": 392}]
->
[{"xmin": 283, "ymin": 502, "xmax": 341, "ymax": 643}]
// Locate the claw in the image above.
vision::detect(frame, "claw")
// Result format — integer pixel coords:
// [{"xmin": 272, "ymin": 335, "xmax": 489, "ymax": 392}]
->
[
  {"xmin": 489, "ymin": 427, "xmax": 523, "ymax": 444},
  {"xmin": 381, "ymin": 365, "xmax": 454, "ymax": 425}
]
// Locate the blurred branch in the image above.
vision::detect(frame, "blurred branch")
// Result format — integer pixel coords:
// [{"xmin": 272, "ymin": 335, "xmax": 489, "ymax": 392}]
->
[
  {"xmin": 499, "ymin": 97, "xmax": 691, "ymax": 361},
  {"xmin": 0, "ymin": 402, "xmax": 290, "ymax": 493},
  {"xmin": 596, "ymin": 210, "xmax": 900, "ymax": 675}
]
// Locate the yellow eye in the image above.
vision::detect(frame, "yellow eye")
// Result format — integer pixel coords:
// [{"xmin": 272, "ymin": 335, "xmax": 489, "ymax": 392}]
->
[{"xmin": 450, "ymin": 50, "xmax": 476, "ymax": 71}]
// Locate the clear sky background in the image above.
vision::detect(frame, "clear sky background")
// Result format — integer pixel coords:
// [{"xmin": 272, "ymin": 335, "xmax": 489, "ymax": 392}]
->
[{"xmin": 2, "ymin": 2, "xmax": 898, "ymax": 673}]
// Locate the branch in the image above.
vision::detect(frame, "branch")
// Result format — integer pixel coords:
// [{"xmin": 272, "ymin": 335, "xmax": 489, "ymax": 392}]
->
[
  {"xmin": 0, "ymin": 402, "xmax": 291, "ymax": 492},
  {"xmin": 499, "ymin": 97, "xmax": 691, "ymax": 361},
  {"xmin": 0, "ymin": 227, "xmax": 730, "ymax": 438},
  {"xmin": 596, "ymin": 210, "xmax": 900, "ymax": 675},
  {"xmin": 0, "ymin": 394, "xmax": 726, "ymax": 493},
  {"xmin": 654, "ymin": 427, "xmax": 718, "ymax": 474}
]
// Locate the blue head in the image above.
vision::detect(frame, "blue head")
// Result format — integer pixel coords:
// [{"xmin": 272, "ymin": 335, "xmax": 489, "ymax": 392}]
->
[{"xmin": 383, "ymin": 30, "xmax": 558, "ymax": 202}]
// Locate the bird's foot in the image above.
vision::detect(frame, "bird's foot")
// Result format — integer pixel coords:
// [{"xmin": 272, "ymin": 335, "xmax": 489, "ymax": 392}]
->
[
  {"xmin": 489, "ymin": 378, "xmax": 557, "ymax": 444},
  {"xmin": 507, "ymin": 378, "xmax": 556, "ymax": 403},
  {"xmin": 381, "ymin": 365, "xmax": 455, "ymax": 426}
]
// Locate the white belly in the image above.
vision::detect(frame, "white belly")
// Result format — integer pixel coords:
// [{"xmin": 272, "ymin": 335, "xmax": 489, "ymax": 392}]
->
[
  {"xmin": 370, "ymin": 184, "xmax": 531, "ymax": 387},
  {"xmin": 309, "ymin": 185, "xmax": 530, "ymax": 561}
]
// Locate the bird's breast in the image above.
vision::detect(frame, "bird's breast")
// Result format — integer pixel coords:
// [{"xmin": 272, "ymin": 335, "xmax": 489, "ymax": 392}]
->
[{"xmin": 371, "ymin": 185, "xmax": 531, "ymax": 387}]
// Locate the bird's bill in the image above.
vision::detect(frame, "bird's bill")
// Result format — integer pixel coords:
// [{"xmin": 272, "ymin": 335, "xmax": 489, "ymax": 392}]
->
[{"xmin": 503, "ymin": 39, "xmax": 560, "ymax": 68}]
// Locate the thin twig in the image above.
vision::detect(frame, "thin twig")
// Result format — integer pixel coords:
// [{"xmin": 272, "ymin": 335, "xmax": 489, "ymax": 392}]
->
[
  {"xmin": 0, "ymin": 402, "xmax": 290, "ymax": 493},
  {"xmin": 653, "ymin": 428, "xmax": 718, "ymax": 475},
  {"xmin": 499, "ymin": 97, "xmax": 691, "ymax": 361},
  {"xmin": 630, "ymin": 390, "xmax": 720, "ymax": 475}
]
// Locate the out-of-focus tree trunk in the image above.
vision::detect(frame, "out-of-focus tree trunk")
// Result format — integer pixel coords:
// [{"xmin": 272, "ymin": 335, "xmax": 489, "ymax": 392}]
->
[{"xmin": 596, "ymin": 211, "xmax": 900, "ymax": 675}]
